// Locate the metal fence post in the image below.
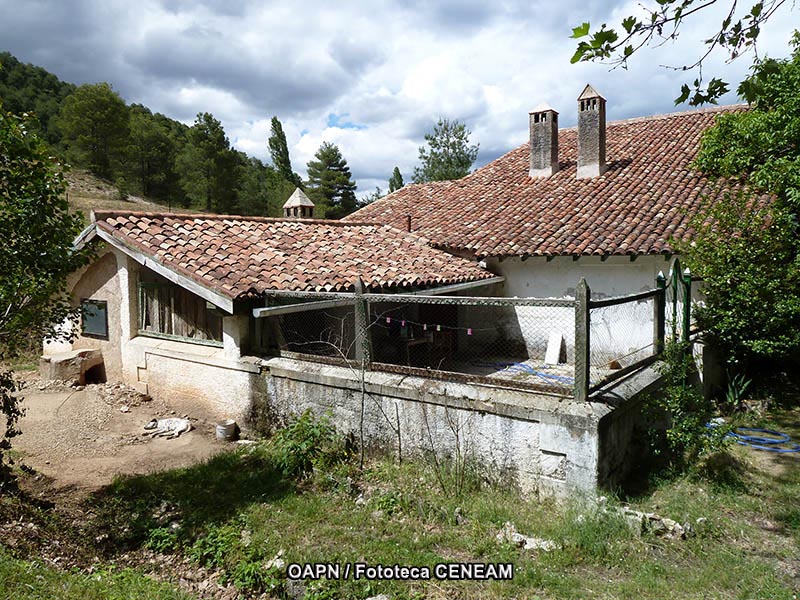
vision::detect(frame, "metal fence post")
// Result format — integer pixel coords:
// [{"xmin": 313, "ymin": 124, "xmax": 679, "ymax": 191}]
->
[
  {"xmin": 681, "ymin": 267, "xmax": 692, "ymax": 343},
  {"xmin": 654, "ymin": 271, "xmax": 666, "ymax": 355},
  {"xmin": 670, "ymin": 258, "xmax": 681, "ymax": 341},
  {"xmin": 354, "ymin": 278, "xmax": 372, "ymax": 365},
  {"xmin": 574, "ymin": 278, "xmax": 590, "ymax": 402}
]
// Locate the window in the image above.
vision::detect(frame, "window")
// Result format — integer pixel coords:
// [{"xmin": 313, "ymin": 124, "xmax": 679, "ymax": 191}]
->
[
  {"xmin": 81, "ymin": 299, "xmax": 109, "ymax": 339},
  {"xmin": 138, "ymin": 272, "xmax": 223, "ymax": 346}
]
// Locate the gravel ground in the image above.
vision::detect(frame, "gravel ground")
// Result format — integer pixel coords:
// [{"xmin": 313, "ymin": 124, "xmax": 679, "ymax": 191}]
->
[{"xmin": 13, "ymin": 374, "xmax": 226, "ymax": 491}]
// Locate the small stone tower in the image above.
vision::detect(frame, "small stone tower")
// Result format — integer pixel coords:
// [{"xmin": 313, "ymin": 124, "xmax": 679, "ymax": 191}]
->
[
  {"xmin": 282, "ymin": 188, "xmax": 315, "ymax": 219},
  {"xmin": 576, "ymin": 84, "xmax": 607, "ymax": 179},
  {"xmin": 529, "ymin": 103, "xmax": 559, "ymax": 178}
]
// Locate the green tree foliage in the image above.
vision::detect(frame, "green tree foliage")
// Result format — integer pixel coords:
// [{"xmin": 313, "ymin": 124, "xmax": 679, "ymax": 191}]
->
[
  {"xmin": 676, "ymin": 191, "xmax": 800, "ymax": 368},
  {"xmin": 0, "ymin": 52, "xmax": 75, "ymax": 144},
  {"xmin": 695, "ymin": 33, "xmax": 800, "ymax": 209},
  {"xmin": 57, "ymin": 83, "xmax": 129, "ymax": 179},
  {"xmin": 305, "ymin": 142, "xmax": 358, "ymax": 219},
  {"xmin": 388, "ymin": 166, "xmax": 404, "ymax": 193},
  {"xmin": 0, "ymin": 105, "xmax": 90, "ymax": 488},
  {"xmin": 570, "ymin": 1, "xmax": 791, "ymax": 105},
  {"xmin": 177, "ymin": 112, "xmax": 239, "ymax": 213},
  {"xmin": 125, "ymin": 105, "xmax": 178, "ymax": 199},
  {"xmin": 412, "ymin": 118, "xmax": 479, "ymax": 183},
  {"xmin": 237, "ymin": 155, "xmax": 296, "ymax": 217},
  {"xmin": 360, "ymin": 187, "xmax": 384, "ymax": 206},
  {"xmin": 268, "ymin": 116, "xmax": 303, "ymax": 189},
  {"xmin": 679, "ymin": 38, "xmax": 800, "ymax": 370}
]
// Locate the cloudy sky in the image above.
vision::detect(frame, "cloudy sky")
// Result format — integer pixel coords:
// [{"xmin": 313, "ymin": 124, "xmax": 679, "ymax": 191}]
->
[{"xmin": 1, "ymin": 0, "xmax": 795, "ymax": 196}]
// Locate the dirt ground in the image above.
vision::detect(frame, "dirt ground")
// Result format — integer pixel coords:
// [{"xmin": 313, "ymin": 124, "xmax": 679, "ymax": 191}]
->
[{"xmin": 13, "ymin": 374, "xmax": 229, "ymax": 492}]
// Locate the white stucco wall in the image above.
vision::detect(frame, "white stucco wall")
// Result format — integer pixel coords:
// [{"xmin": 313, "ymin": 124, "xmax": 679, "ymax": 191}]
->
[
  {"xmin": 489, "ymin": 255, "xmax": 669, "ymax": 299},
  {"xmin": 122, "ymin": 337, "xmax": 261, "ymax": 423},
  {"xmin": 53, "ymin": 248, "xmax": 126, "ymax": 379},
  {"xmin": 265, "ymin": 356, "xmax": 609, "ymax": 498},
  {"xmin": 482, "ymin": 255, "xmax": 674, "ymax": 365}
]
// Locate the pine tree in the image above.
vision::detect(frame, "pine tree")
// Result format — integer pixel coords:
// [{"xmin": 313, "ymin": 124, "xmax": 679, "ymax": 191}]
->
[
  {"xmin": 388, "ymin": 166, "xmax": 404, "ymax": 193},
  {"xmin": 268, "ymin": 116, "xmax": 303, "ymax": 189},
  {"xmin": 176, "ymin": 112, "xmax": 239, "ymax": 213},
  {"xmin": 412, "ymin": 118, "xmax": 479, "ymax": 183},
  {"xmin": 57, "ymin": 82, "xmax": 129, "ymax": 179},
  {"xmin": 306, "ymin": 142, "xmax": 357, "ymax": 219}
]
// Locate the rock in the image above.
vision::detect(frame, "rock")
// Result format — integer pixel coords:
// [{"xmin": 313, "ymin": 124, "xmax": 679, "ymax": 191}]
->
[
  {"xmin": 264, "ymin": 550, "xmax": 285, "ymax": 571},
  {"xmin": 621, "ymin": 507, "xmax": 691, "ymax": 539},
  {"xmin": 454, "ymin": 507, "xmax": 468, "ymax": 525},
  {"xmin": 366, "ymin": 595, "xmax": 391, "ymax": 600},
  {"xmin": 496, "ymin": 521, "xmax": 559, "ymax": 552},
  {"xmin": 120, "ymin": 405, "xmax": 130, "ymax": 413},
  {"xmin": 285, "ymin": 579, "xmax": 306, "ymax": 600},
  {"xmin": 355, "ymin": 494, "xmax": 366, "ymax": 506},
  {"xmin": 523, "ymin": 537, "xmax": 559, "ymax": 551}
]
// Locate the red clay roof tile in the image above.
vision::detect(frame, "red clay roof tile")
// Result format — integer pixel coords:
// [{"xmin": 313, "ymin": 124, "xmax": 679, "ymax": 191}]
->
[
  {"xmin": 348, "ymin": 106, "xmax": 744, "ymax": 258},
  {"xmin": 92, "ymin": 213, "xmax": 494, "ymax": 299}
]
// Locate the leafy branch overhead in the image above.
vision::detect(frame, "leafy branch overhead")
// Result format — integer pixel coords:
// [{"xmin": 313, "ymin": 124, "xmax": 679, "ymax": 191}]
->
[{"xmin": 571, "ymin": 0, "xmax": 789, "ymax": 105}]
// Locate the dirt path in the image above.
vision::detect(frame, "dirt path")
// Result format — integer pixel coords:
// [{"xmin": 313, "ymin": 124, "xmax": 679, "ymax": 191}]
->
[{"xmin": 14, "ymin": 379, "xmax": 228, "ymax": 492}]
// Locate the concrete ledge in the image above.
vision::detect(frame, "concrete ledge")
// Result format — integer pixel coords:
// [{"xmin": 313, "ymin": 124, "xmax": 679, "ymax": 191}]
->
[
  {"xmin": 130, "ymin": 337, "xmax": 261, "ymax": 374},
  {"xmin": 264, "ymin": 357, "xmax": 604, "ymax": 428},
  {"xmin": 40, "ymin": 349, "xmax": 103, "ymax": 385}
]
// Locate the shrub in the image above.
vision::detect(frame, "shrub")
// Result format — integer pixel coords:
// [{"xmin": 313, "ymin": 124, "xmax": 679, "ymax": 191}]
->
[
  {"xmin": 144, "ymin": 527, "xmax": 180, "ymax": 554},
  {"xmin": 649, "ymin": 341, "xmax": 731, "ymax": 466},
  {"xmin": 269, "ymin": 410, "xmax": 351, "ymax": 478},
  {"xmin": 676, "ymin": 191, "xmax": 800, "ymax": 372}
]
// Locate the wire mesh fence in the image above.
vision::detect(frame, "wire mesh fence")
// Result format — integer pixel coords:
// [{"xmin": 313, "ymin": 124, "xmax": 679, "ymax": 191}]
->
[
  {"xmin": 588, "ymin": 293, "xmax": 658, "ymax": 389},
  {"xmin": 366, "ymin": 298, "xmax": 575, "ymax": 392},
  {"xmin": 266, "ymin": 304, "xmax": 358, "ymax": 360},
  {"xmin": 256, "ymin": 263, "xmax": 697, "ymax": 398}
]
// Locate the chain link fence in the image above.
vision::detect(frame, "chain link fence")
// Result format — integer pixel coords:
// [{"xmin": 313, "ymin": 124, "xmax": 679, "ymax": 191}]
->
[
  {"xmin": 255, "ymin": 263, "xmax": 697, "ymax": 399},
  {"xmin": 588, "ymin": 293, "xmax": 659, "ymax": 391},
  {"xmin": 366, "ymin": 298, "xmax": 575, "ymax": 393}
]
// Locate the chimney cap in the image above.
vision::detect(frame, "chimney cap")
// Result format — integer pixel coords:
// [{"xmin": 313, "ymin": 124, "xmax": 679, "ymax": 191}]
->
[
  {"xmin": 282, "ymin": 187, "xmax": 315, "ymax": 209},
  {"xmin": 577, "ymin": 84, "xmax": 606, "ymax": 101},
  {"xmin": 529, "ymin": 102, "xmax": 558, "ymax": 114}
]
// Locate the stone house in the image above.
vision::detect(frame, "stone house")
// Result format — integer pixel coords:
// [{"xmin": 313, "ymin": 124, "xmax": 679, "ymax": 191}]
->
[
  {"xmin": 47, "ymin": 86, "xmax": 735, "ymax": 497},
  {"xmin": 348, "ymin": 85, "xmax": 738, "ymax": 301}
]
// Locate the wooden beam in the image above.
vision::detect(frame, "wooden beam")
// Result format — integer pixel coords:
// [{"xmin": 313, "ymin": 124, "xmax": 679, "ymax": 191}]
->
[
  {"xmin": 252, "ymin": 298, "xmax": 355, "ymax": 318},
  {"xmin": 95, "ymin": 227, "xmax": 234, "ymax": 313}
]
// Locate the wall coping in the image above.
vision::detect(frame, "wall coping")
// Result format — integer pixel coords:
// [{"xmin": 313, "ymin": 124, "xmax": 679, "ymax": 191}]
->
[
  {"xmin": 129, "ymin": 336, "xmax": 261, "ymax": 373},
  {"xmin": 262, "ymin": 356, "xmax": 611, "ymax": 426}
]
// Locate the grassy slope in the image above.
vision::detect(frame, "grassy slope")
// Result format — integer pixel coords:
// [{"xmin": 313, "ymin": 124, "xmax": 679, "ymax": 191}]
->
[
  {"xmin": 2, "ymin": 409, "xmax": 798, "ymax": 599},
  {"xmin": 0, "ymin": 553, "xmax": 191, "ymax": 600},
  {"xmin": 63, "ymin": 170, "xmax": 180, "ymax": 225}
]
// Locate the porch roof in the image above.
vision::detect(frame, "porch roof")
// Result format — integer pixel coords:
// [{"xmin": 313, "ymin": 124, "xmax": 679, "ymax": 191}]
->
[{"xmin": 89, "ymin": 211, "xmax": 495, "ymax": 302}]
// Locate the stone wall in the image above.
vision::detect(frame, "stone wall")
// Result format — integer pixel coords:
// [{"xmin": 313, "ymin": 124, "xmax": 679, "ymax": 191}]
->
[{"xmin": 263, "ymin": 357, "xmax": 627, "ymax": 498}]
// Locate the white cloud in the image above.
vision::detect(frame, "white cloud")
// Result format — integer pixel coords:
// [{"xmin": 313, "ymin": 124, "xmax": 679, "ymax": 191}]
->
[{"xmin": 0, "ymin": 0, "xmax": 796, "ymax": 193}]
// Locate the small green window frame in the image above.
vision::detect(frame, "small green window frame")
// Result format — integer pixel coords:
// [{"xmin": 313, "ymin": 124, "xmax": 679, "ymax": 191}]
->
[{"xmin": 81, "ymin": 299, "xmax": 109, "ymax": 340}]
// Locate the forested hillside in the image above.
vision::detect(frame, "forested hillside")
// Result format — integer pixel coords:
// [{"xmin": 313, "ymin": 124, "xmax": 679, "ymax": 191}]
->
[{"xmin": 0, "ymin": 52, "xmax": 347, "ymax": 218}]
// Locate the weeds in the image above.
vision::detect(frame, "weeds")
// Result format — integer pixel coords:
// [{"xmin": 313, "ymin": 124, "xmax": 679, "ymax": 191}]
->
[
  {"xmin": 20, "ymin": 408, "xmax": 793, "ymax": 600},
  {"xmin": 649, "ymin": 341, "xmax": 733, "ymax": 467},
  {"xmin": 270, "ymin": 410, "xmax": 352, "ymax": 478}
]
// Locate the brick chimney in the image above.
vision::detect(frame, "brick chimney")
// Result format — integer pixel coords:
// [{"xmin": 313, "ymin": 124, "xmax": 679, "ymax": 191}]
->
[
  {"xmin": 529, "ymin": 103, "xmax": 559, "ymax": 178},
  {"xmin": 576, "ymin": 84, "xmax": 607, "ymax": 179}
]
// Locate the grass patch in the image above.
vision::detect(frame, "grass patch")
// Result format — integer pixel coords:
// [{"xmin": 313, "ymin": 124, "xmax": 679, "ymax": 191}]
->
[
  {"xmin": 7, "ymin": 410, "xmax": 799, "ymax": 598},
  {"xmin": 0, "ymin": 551, "xmax": 189, "ymax": 600}
]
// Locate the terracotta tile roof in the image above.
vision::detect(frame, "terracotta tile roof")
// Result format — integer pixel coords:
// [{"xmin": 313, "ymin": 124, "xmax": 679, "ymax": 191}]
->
[
  {"xmin": 347, "ymin": 105, "xmax": 745, "ymax": 258},
  {"xmin": 92, "ymin": 212, "xmax": 494, "ymax": 299}
]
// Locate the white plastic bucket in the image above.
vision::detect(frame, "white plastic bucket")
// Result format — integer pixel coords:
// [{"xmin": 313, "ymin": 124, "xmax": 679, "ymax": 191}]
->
[{"xmin": 215, "ymin": 419, "xmax": 238, "ymax": 441}]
